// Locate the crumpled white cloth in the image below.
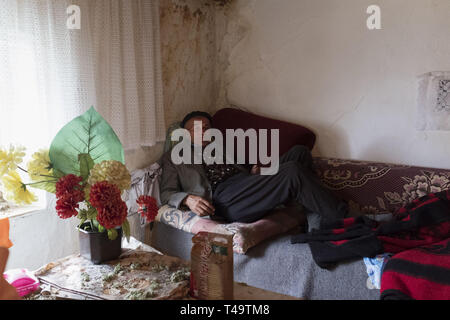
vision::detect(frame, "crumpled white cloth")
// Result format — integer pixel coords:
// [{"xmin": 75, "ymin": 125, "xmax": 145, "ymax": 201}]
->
[
  {"xmin": 416, "ymin": 71, "xmax": 450, "ymax": 131},
  {"xmin": 123, "ymin": 162, "xmax": 162, "ymax": 226},
  {"xmin": 364, "ymin": 253, "xmax": 393, "ymax": 290}
]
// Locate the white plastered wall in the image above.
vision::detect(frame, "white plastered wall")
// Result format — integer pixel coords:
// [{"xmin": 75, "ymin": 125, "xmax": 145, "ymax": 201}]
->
[{"xmin": 214, "ymin": 0, "xmax": 450, "ymax": 169}]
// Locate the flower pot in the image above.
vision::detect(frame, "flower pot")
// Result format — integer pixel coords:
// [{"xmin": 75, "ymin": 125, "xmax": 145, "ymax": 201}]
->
[{"xmin": 78, "ymin": 223, "xmax": 122, "ymax": 264}]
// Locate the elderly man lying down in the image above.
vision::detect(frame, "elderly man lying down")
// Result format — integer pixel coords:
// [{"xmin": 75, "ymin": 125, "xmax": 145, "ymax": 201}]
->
[{"xmin": 160, "ymin": 111, "xmax": 349, "ymax": 231}]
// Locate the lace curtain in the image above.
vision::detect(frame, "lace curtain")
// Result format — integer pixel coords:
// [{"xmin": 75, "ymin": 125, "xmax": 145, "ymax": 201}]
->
[{"xmin": 0, "ymin": 0, "xmax": 165, "ymax": 152}]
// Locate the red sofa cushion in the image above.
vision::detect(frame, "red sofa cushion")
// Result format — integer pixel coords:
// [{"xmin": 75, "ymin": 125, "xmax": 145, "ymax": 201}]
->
[{"xmin": 212, "ymin": 108, "xmax": 316, "ymax": 163}]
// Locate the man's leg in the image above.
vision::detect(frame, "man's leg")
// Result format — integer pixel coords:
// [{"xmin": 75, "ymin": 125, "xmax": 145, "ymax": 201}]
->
[
  {"xmin": 213, "ymin": 162, "xmax": 303, "ymax": 223},
  {"xmin": 213, "ymin": 156, "xmax": 348, "ymax": 227},
  {"xmin": 280, "ymin": 145, "xmax": 349, "ymax": 230},
  {"xmin": 279, "ymin": 145, "xmax": 314, "ymax": 170}
]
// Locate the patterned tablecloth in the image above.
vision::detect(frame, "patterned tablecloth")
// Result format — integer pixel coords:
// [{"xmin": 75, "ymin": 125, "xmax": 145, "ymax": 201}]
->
[
  {"xmin": 26, "ymin": 236, "xmax": 303, "ymax": 300},
  {"xmin": 27, "ymin": 237, "xmax": 190, "ymax": 300}
]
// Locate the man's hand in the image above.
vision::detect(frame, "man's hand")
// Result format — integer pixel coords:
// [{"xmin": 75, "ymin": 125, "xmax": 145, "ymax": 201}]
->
[
  {"xmin": 250, "ymin": 165, "xmax": 260, "ymax": 175},
  {"xmin": 183, "ymin": 195, "xmax": 215, "ymax": 217}
]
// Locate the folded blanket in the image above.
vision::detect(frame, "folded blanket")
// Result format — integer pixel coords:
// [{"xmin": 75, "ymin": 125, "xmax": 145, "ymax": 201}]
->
[
  {"xmin": 291, "ymin": 190, "xmax": 450, "ymax": 269},
  {"xmin": 380, "ymin": 238, "xmax": 450, "ymax": 300}
]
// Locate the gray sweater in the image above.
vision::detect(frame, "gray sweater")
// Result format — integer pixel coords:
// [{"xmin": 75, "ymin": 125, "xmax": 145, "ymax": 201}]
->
[{"xmin": 159, "ymin": 150, "xmax": 247, "ymax": 209}]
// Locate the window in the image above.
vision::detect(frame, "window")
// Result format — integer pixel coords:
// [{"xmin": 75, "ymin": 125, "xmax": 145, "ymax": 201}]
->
[
  {"xmin": 0, "ymin": 33, "xmax": 51, "ymax": 212},
  {"xmin": 0, "ymin": 0, "xmax": 165, "ymax": 214}
]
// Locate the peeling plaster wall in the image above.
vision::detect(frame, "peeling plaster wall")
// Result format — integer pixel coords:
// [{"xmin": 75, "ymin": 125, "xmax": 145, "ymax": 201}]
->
[
  {"xmin": 215, "ymin": 0, "xmax": 450, "ymax": 169},
  {"xmin": 125, "ymin": 0, "xmax": 218, "ymax": 171},
  {"xmin": 213, "ymin": 0, "xmax": 247, "ymax": 109},
  {"xmin": 160, "ymin": 0, "xmax": 217, "ymax": 126},
  {"xmin": 124, "ymin": 0, "xmax": 218, "ymax": 172}
]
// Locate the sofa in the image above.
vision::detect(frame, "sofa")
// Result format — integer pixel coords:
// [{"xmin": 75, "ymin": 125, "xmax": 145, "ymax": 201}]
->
[{"xmin": 129, "ymin": 107, "xmax": 450, "ymax": 300}]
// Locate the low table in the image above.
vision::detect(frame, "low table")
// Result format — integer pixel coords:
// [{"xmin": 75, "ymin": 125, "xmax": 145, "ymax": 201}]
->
[
  {"xmin": 27, "ymin": 237, "xmax": 300, "ymax": 300},
  {"xmin": 30, "ymin": 279, "xmax": 301, "ymax": 300}
]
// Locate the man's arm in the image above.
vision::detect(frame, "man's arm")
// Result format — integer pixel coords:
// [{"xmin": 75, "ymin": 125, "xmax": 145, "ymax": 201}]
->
[
  {"xmin": 160, "ymin": 153, "xmax": 215, "ymax": 216},
  {"xmin": 160, "ymin": 153, "xmax": 188, "ymax": 209}
]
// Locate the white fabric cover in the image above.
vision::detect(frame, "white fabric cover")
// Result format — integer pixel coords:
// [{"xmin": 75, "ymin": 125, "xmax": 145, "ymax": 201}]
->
[
  {"xmin": 416, "ymin": 71, "xmax": 450, "ymax": 131},
  {"xmin": 124, "ymin": 162, "xmax": 162, "ymax": 226}
]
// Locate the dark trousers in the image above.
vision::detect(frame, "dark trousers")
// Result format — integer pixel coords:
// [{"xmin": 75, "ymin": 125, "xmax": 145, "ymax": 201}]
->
[{"xmin": 212, "ymin": 145, "xmax": 348, "ymax": 230}]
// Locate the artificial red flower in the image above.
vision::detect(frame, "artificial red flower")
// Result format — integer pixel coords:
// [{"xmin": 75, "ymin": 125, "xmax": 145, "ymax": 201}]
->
[
  {"xmin": 55, "ymin": 174, "xmax": 84, "ymax": 219},
  {"xmin": 136, "ymin": 195, "xmax": 158, "ymax": 223},
  {"xmin": 96, "ymin": 199, "xmax": 128, "ymax": 229},
  {"xmin": 55, "ymin": 174, "xmax": 83, "ymax": 198},
  {"xmin": 89, "ymin": 181, "xmax": 122, "ymax": 208},
  {"xmin": 89, "ymin": 181, "xmax": 127, "ymax": 229},
  {"xmin": 55, "ymin": 193, "xmax": 81, "ymax": 219}
]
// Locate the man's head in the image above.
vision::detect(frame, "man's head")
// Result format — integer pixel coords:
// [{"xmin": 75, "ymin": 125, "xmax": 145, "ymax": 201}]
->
[{"xmin": 181, "ymin": 111, "xmax": 212, "ymax": 146}]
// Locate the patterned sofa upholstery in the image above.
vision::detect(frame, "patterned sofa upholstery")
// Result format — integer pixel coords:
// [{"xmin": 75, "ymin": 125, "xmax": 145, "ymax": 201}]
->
[
  {"xmin": 154, "ymin": 155, "xmax": 450, "ymax": 254},
  {"xmin": 313, "ymin": 157, "xmax": 450, "ymax": 216}
]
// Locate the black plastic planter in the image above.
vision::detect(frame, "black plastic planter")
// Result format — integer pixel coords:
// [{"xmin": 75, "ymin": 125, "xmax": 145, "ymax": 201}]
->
[{"xmin": 78, "ymin": 224, "xmax": 123, "ymax": 264}]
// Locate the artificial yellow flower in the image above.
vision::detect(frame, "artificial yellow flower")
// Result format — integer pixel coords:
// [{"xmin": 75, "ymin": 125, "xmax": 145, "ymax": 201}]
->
[
  {"xmin": 27, "ymin": 149, "xmax": 53, "ymax": 181},
  {"xmin": 0, "ymin": 145, "xmax": 26, "ymax": 177},
  {"xmin": 88, "ymin": 160, "xmax": 131, "ymax": 192},
  {"xmin": 1, "ymin": 171, "xmax": 37, "ymax": 205}
]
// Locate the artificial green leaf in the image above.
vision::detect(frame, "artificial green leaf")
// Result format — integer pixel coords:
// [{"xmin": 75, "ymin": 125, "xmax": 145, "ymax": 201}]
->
[
  {"xmin": 122, "ymin": 219, "xmax": 130, "ymax": 243},
  {"xmin": 52, "ymin": 168, "xmax": 66, "ymax": 179},
  {"xmin": 79, "ymin": 153, "xmax": 94, "ymax": 181},
  {"xmin": 49, "ymin": 107, "xmax": 125, "ymax": 176},
  {"xmin": 77, "ymin": 209, "xmax": 88, "ymax": 221},
  {"xmin": 92, "ymin": 219, "xmax": 99, "ymax": 230},
  {"xmin": 98, "ymin": 224, "xmax": 105, "ymax": 233},
  {"xmin": 29, "ymin": 180, "xmax": 57, "ymax": 194},
  {"xmin": 86, "ymin": 206, "xmax": 97, "ymax": 220},
  {"xmin": 107, "ymin": 229, "xmax": 118, "ymax": 241}
]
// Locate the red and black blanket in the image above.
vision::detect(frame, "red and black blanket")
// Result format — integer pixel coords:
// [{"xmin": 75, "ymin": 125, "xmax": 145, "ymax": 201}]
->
[
  {"xmin": 380, "ymin": 238, "xmax": 450, "ymax": 300},
  {"xmin": 291, "ymin": 190, "xmax": 450, "ymax": 299}
]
